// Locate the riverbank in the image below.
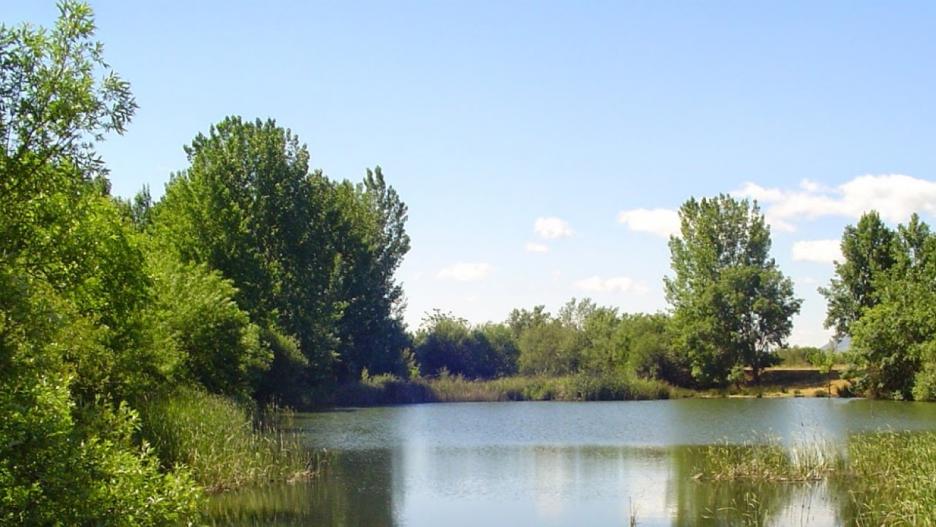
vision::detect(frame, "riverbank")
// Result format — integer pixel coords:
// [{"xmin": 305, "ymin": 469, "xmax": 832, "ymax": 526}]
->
[{"xmin": 326, "ymin": 368, "xmax": 847, "ymax": 407}]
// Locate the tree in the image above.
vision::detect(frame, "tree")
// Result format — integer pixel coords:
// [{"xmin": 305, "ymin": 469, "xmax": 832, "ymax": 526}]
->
[
  {"xmin": 0, "ymin": 2, "xmax": 198, "ymax": 522},
  {"xmin": 517, "ymin": 319, "xmax": 582, "ymax": 376},
  {"xmin": 145, "ymin": 251, "xmax": 271, "ymax": 400},
  {"xmin": 152, "ymin": 117, "xmax": 342, "ymax": 399},
  {"xmin": 330, "ymin": 167, "xmax": 411, "ymax": 380},
  {"xmin": 843, "ymin": 213, "xmax": 936, "ymax": 399},
  {"xmin": 580, "ymin": 306, "xmax": 626, "ymax": 373},
  {"xmin": 820, "ymin": 211, "xmax": 898, "ymax": 338},
  {"xmin": 665, "ymin": 195, "xmax": 801, "ymax": 386}
]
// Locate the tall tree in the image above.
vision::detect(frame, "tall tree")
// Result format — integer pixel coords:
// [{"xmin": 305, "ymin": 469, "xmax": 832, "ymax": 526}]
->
[
  {"xmin": 844, "ymin": 213, "xmax": 936, "ymax": 399},
  {"xmin": 330, "ymin": 167, "xmax": 411, "ymax": 380},
  {"xmin": 665, "ymin": 195, "xmax": 801, "ymax": 386},
  {"xmin": 152, "ymin": 117, "xmax": 342, "ymax": 397},
  {"xmin": 820, "ymin": 211, "xmax": 897, "ymax": 338}
]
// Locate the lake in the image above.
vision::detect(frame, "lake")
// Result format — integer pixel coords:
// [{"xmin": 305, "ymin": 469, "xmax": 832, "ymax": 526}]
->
[{"xmin": 207, "ymin": 399, "xmax": 936, "ymax": 526}]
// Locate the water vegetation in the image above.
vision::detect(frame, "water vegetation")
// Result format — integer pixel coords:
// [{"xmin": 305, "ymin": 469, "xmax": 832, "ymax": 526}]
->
[
  {"xmin": 692, "ymin": 431, "xmax": 936, "ymax": 525},
  {"xmin": 138, "ymin": 388, "xmax": 326, "ymax": 494},
  {"xmin": 331, "ymin": 371, "xmax": 678, "ymax": 406}
]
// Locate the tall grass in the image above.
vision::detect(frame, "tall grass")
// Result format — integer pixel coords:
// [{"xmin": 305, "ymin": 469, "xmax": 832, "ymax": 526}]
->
[
  {"xmin": 846, "ymin": 431, "xmax": 936, "ymax": 525},
  {"xmin": 139, "ymin": 388, "xmax": 325, "ymax": 493},
  {"xmin": 330, "ymin": 372, "xmax": 677, "ymax": 406}
]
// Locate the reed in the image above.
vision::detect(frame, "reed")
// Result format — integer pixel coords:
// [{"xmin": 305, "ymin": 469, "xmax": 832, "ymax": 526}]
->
[
  {"xmin": 139, "ymin": 388, "xmax": 325, "ymax": 493},
  {"xmin": 846, "ymin": 431, "xmax": 936, "ymax": 525},
  {"xmin": 331, "ymin": 373, "xmax": 677, "ymax": 406},
  {"xmin": 692, "ymin": 438, "xmax": 842, "ymax": 481}
]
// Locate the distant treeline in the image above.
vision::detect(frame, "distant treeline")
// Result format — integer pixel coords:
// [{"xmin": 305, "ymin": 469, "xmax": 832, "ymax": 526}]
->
[{"xmin": 411, "ymin": 302, "xmax": 689, "ymax": 385}]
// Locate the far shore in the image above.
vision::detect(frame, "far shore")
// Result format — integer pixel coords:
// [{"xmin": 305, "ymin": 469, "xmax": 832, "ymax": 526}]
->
[{"xmin": 322, "ymin": 367, "xmax": 850, "ymax": 408}]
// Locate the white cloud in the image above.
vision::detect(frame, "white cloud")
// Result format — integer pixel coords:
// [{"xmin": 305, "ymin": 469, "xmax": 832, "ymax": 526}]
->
[
  {"xmin": 617, "ymin": 208, "xmax": 680, "ymax": 238},
  {"xmin": 534, "ymin": 217, "xmax": 574, "ymax": 239},
  {"xmin": 573, "ymin": 275, "xmax": 648, "ymax": 294},
  {"xmin": 734, "ymin": 174, "xmax": 936, "ymax": 232},
  {"xmin": 524, "ymin": 242, "xmax": 549, "ymax": 253},
  {"xmin": 792, "ymin": 239, "xmax": 843, "ymax": 264},
  {"xmin": 436, "ymin": 262, "xmax": 493, "ymax": 282}
]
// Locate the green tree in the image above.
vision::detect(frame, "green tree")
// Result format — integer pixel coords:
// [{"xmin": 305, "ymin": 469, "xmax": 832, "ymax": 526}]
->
[
  {"xmin": 145, "ymin": 251, "xmax": 271, "ymax": 399},
  {"xmin": 152, "ymin": 117, "xmax": 342, "ymax": 400},
  {"xmin": 844, "ymin": 213, "xmax": 936, "ymax": 399},
  {"xmin": 819, "ymin": 211, "xmax": 897, "ymax": 338},
  {"xmin": 580, "ymin": 306, "xmax": 627, "ymax": 374},
  {"xmin": 517, "ymin": 319, "xmax": 582, "ymax": 375},
  {"xmin": 330, "ymin": 167, "xmax": 411, "ymax": 380},
  {"xmin": 665, "ymin": 195, "xmax": 801, "ymax": 386},
  {"xmin": 0, "ymin": 2, "xmax": 199, "ymax": 522}
]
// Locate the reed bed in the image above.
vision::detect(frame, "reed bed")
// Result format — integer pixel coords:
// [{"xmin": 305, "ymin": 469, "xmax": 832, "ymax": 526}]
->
[
  {"xmin": 692, "ymin": 431, "xmax": 936, "ymax": 526},
  {"xmin": 139, "ymin": 388, "xmax": 325, "ymax": 493},
  {"xmin": 331, "ymin": 373, "xmax": 677, "ymax": 406},
  {"xmin": 846, "ymin": 431, "xmax": 936, "ymax": 526},
  {"xmin": 693, "ymin": 439, "xmax": 842, "ymax": 482}
]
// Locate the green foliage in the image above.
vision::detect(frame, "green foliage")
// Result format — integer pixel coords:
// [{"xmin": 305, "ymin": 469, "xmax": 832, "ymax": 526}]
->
[
  {"xmin": 665, "ymin": 195, "xmax": 801, "ymax": 387},
  {"xmin": 0, "ymin": 4, "xmax": 341, "ymax": 524},
  {"xmin": 329, "ymin": 169, "xmax": 411, "ymax": 380},
  {"xmin": 0, "ymin": 1, "xmax": 135, "ymax": 177},
  {"xmin": 693, "ymin": 438, "xmax": 840, "ymax": 482},
  {"xmin": 0, "ymin": 270, "xmax": 200, "ymax": 525},
  {"xmin": 331, "ymin": 372, "xmax": 675, "ymax": 405},
  {"xmin": 414, "ymin": 311, "xmax": 517, "ymax": 379},
  {"xmin": 774, "ymin": 346, "xmax": 823, "ymax": 367},
  {"xmin": 829, "ymin": 212, "xmax": 936, "ymax": 399},
  {"xmin": 152, "ymin": 117, "xmax": 412, "ymax": 402},
  {"xmin": 820, "ymin": 211, "xmax": 898, "ymax": 338},
  {"xmin": 517, "ymin": 317, "xmax": 582, "ymax": 375},
  {"xmin": 152, "ymin": 116, "xmax": 341, "ymax": 388},
  {"xmin": 146, "ymin": 252, "xmax": 271, "ymax": 399},
  {"xmin": 846, "ymin": 431, "xmax": 936, "ymax": 525}
]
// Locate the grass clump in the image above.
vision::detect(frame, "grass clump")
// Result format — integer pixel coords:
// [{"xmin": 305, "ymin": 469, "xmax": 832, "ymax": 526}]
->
[
  {"xmin": 693, "ymin": 438, "xmax": 841, "ymax": 482},
  {"xmin": 139, "ymin": 388, "xmax": 323, "ymax": 493}
]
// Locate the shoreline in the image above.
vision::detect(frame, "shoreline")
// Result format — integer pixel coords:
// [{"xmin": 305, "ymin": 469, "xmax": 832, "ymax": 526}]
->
[{"xmin": 321, "ymin": 368, "xmax": 849, "ymax": 408}]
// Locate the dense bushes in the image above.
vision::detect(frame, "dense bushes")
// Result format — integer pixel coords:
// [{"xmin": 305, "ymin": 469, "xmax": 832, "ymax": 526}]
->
[{"xmin": 414, "ymin": 312, "xmax": 518, "ymax": 379}]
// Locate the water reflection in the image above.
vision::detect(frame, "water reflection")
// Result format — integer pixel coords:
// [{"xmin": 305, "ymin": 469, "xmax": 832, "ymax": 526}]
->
[{"xmin": 208, "ymin": 400, "xmax": 936, "ymax": 526}]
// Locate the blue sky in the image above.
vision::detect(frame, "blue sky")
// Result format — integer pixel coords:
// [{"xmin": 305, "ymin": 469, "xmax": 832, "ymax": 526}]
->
[{"xmin": 8, "ymin": 1, "xmax": 936, "ymax": 345}]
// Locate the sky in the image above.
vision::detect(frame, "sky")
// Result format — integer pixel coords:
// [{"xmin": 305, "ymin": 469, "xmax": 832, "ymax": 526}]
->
[{"xmin": 7, "ymin": 1, "xmax": 936, "ymax": 346}]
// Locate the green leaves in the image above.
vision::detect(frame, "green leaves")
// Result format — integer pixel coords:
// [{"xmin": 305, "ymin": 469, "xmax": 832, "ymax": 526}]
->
[
  {"xmin": 0, "ymin": 0, "xmax": 136, "ymax": 177},
  {"xmin": 666, "ymin": 195, "xmax": 801, "ymax": 387},
  {"xmin": 152, "ymin": 117, "xmax": 412, "ymax": 402},
  {"xmin": 820, "ymin": 211, "xmax": 897, "ymax": 338}
]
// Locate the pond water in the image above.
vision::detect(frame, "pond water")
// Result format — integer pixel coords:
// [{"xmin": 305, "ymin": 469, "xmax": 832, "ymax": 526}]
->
[{"xmin": 207, "ymin": 399, "xmax": 936, "ymax": 526}]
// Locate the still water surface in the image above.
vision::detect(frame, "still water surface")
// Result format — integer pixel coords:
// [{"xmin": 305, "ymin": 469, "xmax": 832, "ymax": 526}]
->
[{"xmin": 208, "ymin": 399, "xmax": 936, "ymax": 526}]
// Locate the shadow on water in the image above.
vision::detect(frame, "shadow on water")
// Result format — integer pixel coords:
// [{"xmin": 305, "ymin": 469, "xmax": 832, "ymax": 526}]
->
[{"xmin": 205, "ymin": 449, "xmax": 397, "ymax": 527}]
